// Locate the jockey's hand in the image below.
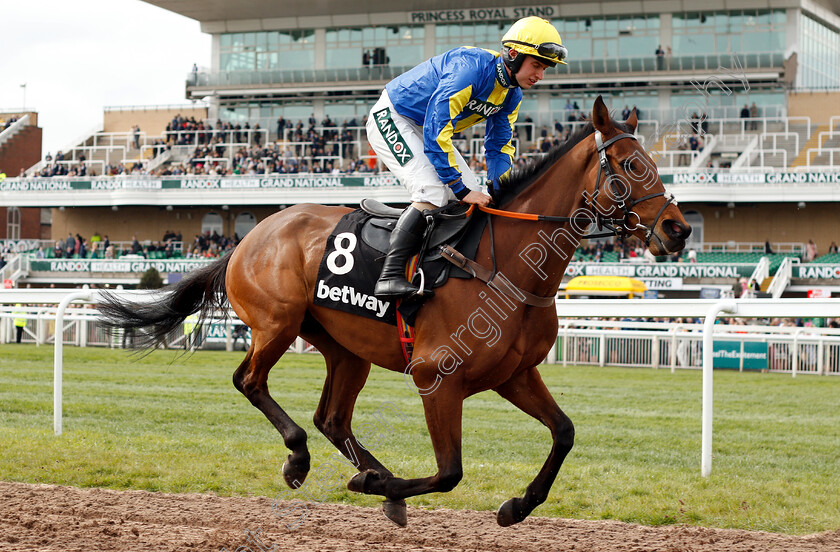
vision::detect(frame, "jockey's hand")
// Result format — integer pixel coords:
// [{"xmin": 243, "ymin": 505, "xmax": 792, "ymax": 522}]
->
[{"xmin": 461, "ymin": 190, "xmax": 492, "ymax": 206}]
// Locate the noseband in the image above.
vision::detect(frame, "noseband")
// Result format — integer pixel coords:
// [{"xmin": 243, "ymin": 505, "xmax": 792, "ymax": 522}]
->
[{"xmin": 591, "ymin": 130, "xmax": 677, "ymax": 247}]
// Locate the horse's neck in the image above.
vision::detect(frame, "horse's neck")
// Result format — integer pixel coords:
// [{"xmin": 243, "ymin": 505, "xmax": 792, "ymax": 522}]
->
[{"xmin": 498, "ymin": 145, "xmax": 594, "ymax": 297}]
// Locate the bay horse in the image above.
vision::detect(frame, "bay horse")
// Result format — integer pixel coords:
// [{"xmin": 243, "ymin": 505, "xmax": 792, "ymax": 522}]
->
[{"xmin": 98, "ymin": 96, "xmax": 690, "ymax": 527}]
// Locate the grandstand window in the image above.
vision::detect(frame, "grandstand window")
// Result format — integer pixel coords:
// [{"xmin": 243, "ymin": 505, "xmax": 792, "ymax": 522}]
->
[
  {"xmin": 552, "ymin": 15, "xmax": 659, "ymax": 60},
  {"xmin": 799, "ymin": 14, "xmax": 840, "ymax": 89},
  {"xmin": 273, "ymin": 102, "xmax": 314, "ymax": 123},
  {"xmin": 234, "ymin": 213, "xmax": 257, "ymax": 238},
  {"xmin": 672, "ymin": 10, "xmax": 784, "ymax": 56},
  {"xmin": 324, "ymin": 99, "xmax": 371, "ymax": 121},
  {"xmin": 6, "ymin": 206, "xmax": 21, "ymax": 240},
  {"xmin": 670, "ymin": 89, "xmax": 784, "ymax": 119},
  {"xmin": 220, "ymin": 30, "xmax": 315, "ymax": 72},
  {"xmin": 202, "ymin": 213, "xmax": 224, "ymax": 237},
  {"xmin": 326, "ymin": 25, "xmax": 424, "ymax": 68},
  {"xmin": 434, "ymin": 22, "xmax": 510, "ymax": 55}
]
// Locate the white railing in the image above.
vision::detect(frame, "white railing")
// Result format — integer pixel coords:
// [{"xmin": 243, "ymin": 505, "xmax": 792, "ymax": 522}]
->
[
  {"xmin": 767, "ymin": 256, "xmax": 794, "ymax": 299},
  {"xmin": 749, "ymin": 147, "xmax": 788, "ymax": 168},
  {"xmin": 805, "ymin": 147, "xmax": 840, "ymax": 167},
  {"xmin": 0, "ymin": 254, "xmax": 29, "ymax": 286},
  {"xmin": 747, "ymin": 256, "xmax": 770, "ymax": 291},
  {"xmin": 762, "ymin": 131, "xmax": 800, "ymax": 163},
  {"xmin": 27, "ymin": 122, "xmax": 105, "ymax": 176},
  {"xmin": 700, "ymin": 242, "xmax": 804, "ymax": 253},
  {"xmin": 728, "ymin": 134, "xmax": 759, "ymax": 170},
  {"xmin": 551, "ymin": 319, "xmax": 840, "ymax": 376}
]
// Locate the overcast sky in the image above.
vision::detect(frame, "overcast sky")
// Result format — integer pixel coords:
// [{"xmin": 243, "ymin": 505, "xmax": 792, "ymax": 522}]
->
[{"xmin": 1, "ymin": 0, "xmax": 210, "ymax": 157}]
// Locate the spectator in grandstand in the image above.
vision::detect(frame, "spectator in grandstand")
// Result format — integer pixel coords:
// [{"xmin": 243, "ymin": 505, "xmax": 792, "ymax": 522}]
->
[
  {"xmin": 565, "ymin": 99, "xmax": 575, "ymax": 122},
  {"xmin": 749, "ymin": 102, "xmax": 759, "ymax": 130},
  {"xmin": 740, "ymin": 104, "xmax": 751, "ymax": 131},
  {"xmin": 806, "ymin": 239, "xmax": 818, "ymax": 261},
  {"xmin": 64, "ymin": 233, "xmax": 76, "ymax": 255},
  {"xmin": 764, "ymin": 240, "xmax": 774, "ymax": 254},
  {"xmin": 132, "ymin": 125, "xmax": 141, "ymax": 149},
  {"xmin": 676, "ymin": 135, "xmax": 690, "ymax": 166},
  {"xmin": 366, "ymin": 16, "xmax": 567, "ymax": 298},
  {"xmin": 655, "ymin": 45, "xmax": 665, "ymax": 69},
  {"xmin": 829, "ymin": 241, "xmax": 838, "ymax": 254},
  {"xmin": 76, "ymin": 234, "xmax": 86, "ymax": 258},
  {"xmin": 621, "ymin": 106, "xmax": 631, "ymax": 120}
]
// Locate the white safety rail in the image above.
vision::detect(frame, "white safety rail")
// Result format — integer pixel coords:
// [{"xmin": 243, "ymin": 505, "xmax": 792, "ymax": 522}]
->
[
  {"xmin": 550, "ymin": 318, "xmax": 840, "ymax": 376},
  {"xmin": 3, "ymin": 290, "xmax": 840, "ymax": 478}
]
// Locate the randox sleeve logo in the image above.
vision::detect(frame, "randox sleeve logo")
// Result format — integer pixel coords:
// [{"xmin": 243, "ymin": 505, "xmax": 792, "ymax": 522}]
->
[
  {"xmin": 373, "ymin": 108, "xmax": 414, "ymax": 166},
  {"xmin": 464, "ymin": 98, "xmax": 504, "ymax": 118}
]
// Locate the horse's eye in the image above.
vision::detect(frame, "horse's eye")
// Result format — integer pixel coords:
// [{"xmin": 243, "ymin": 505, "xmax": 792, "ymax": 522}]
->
[{"xmin": 624, "ymin": 159, "xmax": 635, "ymax": 171}]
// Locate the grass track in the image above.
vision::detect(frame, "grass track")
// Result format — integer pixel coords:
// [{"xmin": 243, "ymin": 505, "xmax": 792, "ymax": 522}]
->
[{"xmin": 1, "ymin": 345, "xmax": 838, "ymax": 534}]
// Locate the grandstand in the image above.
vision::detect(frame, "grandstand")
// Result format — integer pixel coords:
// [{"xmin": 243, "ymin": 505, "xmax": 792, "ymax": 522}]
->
[{"xmin": 1, "ymin": 0, "xmax": 839, "ymax": 298}]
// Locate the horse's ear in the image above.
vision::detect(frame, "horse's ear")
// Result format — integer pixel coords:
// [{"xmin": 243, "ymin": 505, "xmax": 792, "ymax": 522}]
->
[
  {"xmin": 626, "ymin": 109, "xmax": 638, "ymax": 132},
  {"xmin": 592, "ymin": 95, "xmax": 613, "ymax": 134}
]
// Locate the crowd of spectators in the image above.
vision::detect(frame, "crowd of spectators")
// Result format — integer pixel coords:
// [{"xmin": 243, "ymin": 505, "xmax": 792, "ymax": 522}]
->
[
  {"xmin": 185, "ymin": 230, "xmax": 238, "ymax": 258},
  {"xmin": 30, "ymin": 150, "xmax": 91, "ymax": 178},
  {"xmin": 39, "ymin": 229, "xmax": 240, "ymax": 260}
]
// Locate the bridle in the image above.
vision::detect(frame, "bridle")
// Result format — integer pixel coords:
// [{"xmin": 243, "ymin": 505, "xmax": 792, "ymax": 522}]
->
[
  {"xmin": 473, "ymin": 130, "xmax": 678, "ymax": 247},
  {"xmin": 439, "ymin": 130, "xmax": 680, "ymax": 307},
  {"xmin": 590, "ymin": 130, "xmax": 677, "ymax": 248}
]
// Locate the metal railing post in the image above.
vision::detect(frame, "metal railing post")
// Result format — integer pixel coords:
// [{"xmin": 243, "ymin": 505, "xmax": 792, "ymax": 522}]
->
[{"xmin": 702, "ymin": 300, "xmax": 737, "ymax": 478}]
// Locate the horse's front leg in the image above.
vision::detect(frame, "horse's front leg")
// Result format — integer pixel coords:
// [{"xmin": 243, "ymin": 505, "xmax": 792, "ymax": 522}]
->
[
  {"xmin": 493, "ymin": 365, "xmax": 574, "ymax": 526},
  {"xmin": 349, "ymin": 369, "xmax": 464, "ymax": 515}
]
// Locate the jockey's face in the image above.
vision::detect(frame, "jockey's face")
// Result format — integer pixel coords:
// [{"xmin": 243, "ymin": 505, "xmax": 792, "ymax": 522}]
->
[{"xmin": 516, "ymin": 56, "xmax": 549, "ymax": 89}]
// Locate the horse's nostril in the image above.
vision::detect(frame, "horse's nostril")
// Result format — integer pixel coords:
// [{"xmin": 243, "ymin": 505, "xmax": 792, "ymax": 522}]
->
[{"xmin": 665, "ymin": 220, "xmax": 691, "ymax": 240}]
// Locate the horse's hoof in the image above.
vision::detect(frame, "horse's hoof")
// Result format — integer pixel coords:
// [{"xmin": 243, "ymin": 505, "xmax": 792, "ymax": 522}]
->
[
  {"xmin": 497, "ymin": 498, "xmax": 525, "ymax": 527},
  {"xmin": 382, "ymin": 499, "xmax": 407, "ymax": 527},
  {"xmin": 282, "ymin": 454, "xmax": 310, "ymax": 489},
  {"xmin": 347, "ymin": 469, "xmax": 380, "ymax": 494}
]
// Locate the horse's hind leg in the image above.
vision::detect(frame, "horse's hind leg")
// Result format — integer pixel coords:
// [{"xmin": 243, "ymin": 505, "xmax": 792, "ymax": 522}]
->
[
  {"xmin": 233, "ymin": 329, "xmax": 311, "ymax": 488},
  {"xmin": 308, "ymin": 334, "xmax": 409, "ymax": 525},
  {"xmin": 309, "ymin": 336, "xmax": 393, "ymax": 476},
  {"xmin": 493, "ymin": 366, "xmax": 574, "ymax": 526}
]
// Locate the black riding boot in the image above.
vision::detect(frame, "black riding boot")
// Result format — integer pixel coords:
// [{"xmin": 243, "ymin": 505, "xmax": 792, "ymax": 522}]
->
[{"xmin": 374, "ymin": 207, "xmax": 427, "ymax": 298}]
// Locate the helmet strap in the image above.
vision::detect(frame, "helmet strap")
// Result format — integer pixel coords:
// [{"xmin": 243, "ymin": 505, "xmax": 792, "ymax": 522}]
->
[{"xmin": 501, "ymin": 46, "xmax": 524, "ymax": 86}]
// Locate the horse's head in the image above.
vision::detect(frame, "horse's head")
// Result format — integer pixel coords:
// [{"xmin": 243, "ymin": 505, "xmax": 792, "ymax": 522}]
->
[{"xmin": 587, "ymin": 96, "xmax": 691, "ymax": 255}]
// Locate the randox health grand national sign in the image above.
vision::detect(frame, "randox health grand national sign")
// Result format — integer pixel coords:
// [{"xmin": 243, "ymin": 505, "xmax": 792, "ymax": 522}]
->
[
  {"xmin": 0, "ymin": 175, "xmax": 403, "ymax": 192},
  {"xmin": 30, "ymin": 258, "xmax": 211, "ymax": 273},
  {"xmin": 4, "ymin": 171, "xmax": 840, "ymax": 192}
]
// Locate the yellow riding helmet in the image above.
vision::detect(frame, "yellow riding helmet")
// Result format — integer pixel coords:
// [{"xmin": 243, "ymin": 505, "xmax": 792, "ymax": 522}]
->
[{"xmin": 501, "ymin": 16, "xmax": 568, "ymax": 69}]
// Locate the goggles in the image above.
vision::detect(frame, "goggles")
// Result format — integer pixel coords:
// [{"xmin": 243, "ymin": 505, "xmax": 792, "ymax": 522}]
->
[{"xmin": 505, "ymin": 40, "xmax": 568, "ymax": 62}]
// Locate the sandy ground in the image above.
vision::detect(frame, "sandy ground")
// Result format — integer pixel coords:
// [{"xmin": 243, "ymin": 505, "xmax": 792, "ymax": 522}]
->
[{"xmin": 1, "ymin": 481, "xmax": 838, "ymax": 552}]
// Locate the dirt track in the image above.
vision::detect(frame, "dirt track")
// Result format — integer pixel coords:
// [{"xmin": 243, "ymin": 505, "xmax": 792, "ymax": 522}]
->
[{"xmin": 1, "ymin": 481, "xmax": 838, "ymax": 551}]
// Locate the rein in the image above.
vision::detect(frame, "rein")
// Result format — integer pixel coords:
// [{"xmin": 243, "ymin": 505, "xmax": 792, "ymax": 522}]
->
[
  {"xmin": 471, "ymin": 131, "xmax": 676, "ymax": 244},
  {"xmin": 440, "ymin": 130, "xmax": 677, "ymax": 308}
]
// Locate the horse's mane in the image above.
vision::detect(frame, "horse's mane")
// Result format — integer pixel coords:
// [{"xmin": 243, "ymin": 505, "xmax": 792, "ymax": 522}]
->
[{"xmin": 491, "ymin": 118, "xmax": 633, "ymax": 207}]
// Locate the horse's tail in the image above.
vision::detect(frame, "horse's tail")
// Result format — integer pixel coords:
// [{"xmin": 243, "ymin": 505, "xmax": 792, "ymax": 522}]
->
[{"xmin": 97, "ymin": 252, "xmax": 232, "ymax": 350}]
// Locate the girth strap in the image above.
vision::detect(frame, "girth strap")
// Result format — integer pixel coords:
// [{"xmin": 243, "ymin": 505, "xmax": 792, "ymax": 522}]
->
[{"xmin": 439, "ymin": 245, "xmax": 555, "ymax": 308}]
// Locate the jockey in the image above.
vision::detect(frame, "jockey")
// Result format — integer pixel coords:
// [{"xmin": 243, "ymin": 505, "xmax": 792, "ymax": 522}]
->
[{"xmin": 367, "ymin": 16, "xmax": 567, "ymax": 298}]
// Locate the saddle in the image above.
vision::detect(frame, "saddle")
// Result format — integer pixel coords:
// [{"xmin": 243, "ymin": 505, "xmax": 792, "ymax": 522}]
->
[
  {"xmin": 313, "ymin": 200, "xmax": 486, "ymax": 327},
  {"xmin": 359, "ymin": 199, "xmax": 478, "ymax": 264}
]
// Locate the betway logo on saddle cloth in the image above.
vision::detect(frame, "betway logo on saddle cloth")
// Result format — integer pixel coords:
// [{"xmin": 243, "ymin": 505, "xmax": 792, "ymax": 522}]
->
[{"xmin": 313, "ymin": 210, "xmax": 397, "ymax": 325}]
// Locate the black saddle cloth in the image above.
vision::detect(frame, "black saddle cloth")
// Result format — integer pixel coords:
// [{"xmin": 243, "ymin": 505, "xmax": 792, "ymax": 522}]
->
[{"xmin": 313, "ymin": 202, "xmax": 486, "ymax": 326}]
